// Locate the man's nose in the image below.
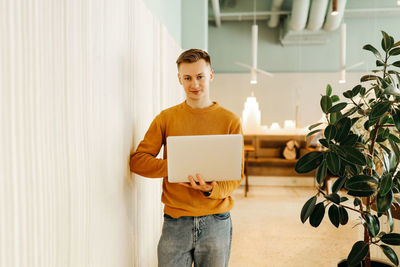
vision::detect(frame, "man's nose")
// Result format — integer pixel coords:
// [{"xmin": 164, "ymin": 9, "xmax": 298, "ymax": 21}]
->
[{"xmin": 191, "ymin": 79, "xmax": 199, "ymax": 88}]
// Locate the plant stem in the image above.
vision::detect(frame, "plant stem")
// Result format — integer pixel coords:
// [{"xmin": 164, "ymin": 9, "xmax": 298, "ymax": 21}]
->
[
  {"xmin": 362, "ymin": 50, "xmax": 391, "ymax": 267},
  {"xmin": 340, "ymin": 204, "xmax": 363, "ymax": 213},
  {"xmin": 351, "ymin": 98, "xmax": 363, "ymax": 110},
  {"xmin": 360, "ymin": 200, "xmax": 371, "ymax": 267}
]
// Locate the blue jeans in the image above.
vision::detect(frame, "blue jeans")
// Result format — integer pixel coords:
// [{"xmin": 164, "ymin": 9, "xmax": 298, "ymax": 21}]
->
[{"xmin": 157, "ymin": 212, "xmax": 232, "ymax": 267}]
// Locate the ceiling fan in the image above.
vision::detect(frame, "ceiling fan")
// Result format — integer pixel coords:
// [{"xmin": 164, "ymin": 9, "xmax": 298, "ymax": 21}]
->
[{"xmin": 235, "ymin": 0, "xmax": 273, "ymax": 84}]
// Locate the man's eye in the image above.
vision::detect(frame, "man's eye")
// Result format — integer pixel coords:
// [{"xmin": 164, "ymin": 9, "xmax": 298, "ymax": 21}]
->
[
  {"xmin": 198, "ymin": 76, "xmax": 204, "ymax": 79},
  {"xmin": 184, "ymin": 77, "xmax": 191, "ymax": 81}
]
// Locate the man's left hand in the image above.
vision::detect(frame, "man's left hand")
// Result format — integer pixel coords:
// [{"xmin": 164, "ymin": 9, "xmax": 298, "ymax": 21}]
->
[{"xmin": 179, "ymin": 174, "xmax": 216, "ymax": 193}]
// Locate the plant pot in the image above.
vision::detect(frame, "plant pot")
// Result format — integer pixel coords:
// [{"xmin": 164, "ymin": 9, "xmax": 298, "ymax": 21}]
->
[{"xmin": 338, "ymin": 259, "xmax": 393, "ymax": 267}]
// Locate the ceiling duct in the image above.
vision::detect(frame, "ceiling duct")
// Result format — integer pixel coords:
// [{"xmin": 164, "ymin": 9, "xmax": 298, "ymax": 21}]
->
[
  {"xmin": 306, "ymin": 0, "xmax": 329, "ymax": 31},
  {"xmin": 289, "ymin": 0, "xmax": 310, "ymax": 31},
  {"xmin": 280, "ymin": 0, "xmax": 347, "ymax": 45},
  {"xmin": 211, "ymin": 0, "xmax": 221, "ymax": 27},
  {"xmin": 268, "ymin": 0, "xmax": 284, "ymax": 28},
  {"xmin": 323, "ymin": 0, "xmax": 347, "ymax": 31}
]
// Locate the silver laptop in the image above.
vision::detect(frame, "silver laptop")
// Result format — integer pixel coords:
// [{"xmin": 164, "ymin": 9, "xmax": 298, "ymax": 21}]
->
[{"xmin": 166, "ymin": 134, "xmax": 243, "ymax": 183}]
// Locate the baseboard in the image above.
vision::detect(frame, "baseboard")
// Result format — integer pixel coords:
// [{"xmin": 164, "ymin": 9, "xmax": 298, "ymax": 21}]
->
[{"xmin": 240, "ymin": 175, "xmax": 315, "ymax": 187}]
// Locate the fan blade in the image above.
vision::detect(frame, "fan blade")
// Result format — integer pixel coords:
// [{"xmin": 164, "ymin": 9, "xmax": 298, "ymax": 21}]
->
[
  {"xmin": 346, "ymin": 62, "xmax": 364, "ymax": 71},
  {"xmin": 235, "ymin": 62, "xmax": 253, "ymax": 70},
  {"xmin": 255, "ymin": 68, "xmax": 274, "ymax": 77}
]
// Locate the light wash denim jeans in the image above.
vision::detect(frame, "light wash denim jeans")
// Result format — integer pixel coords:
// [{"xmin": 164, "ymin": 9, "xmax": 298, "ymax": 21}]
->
[{"xmin": 157, "ymin": 212, "xmax": 232, "ymax": 267}]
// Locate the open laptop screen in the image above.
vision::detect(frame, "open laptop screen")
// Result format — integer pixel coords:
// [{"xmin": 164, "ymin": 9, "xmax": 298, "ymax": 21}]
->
[{"xmin": 166, "ymin": 134, "xmax": 243, "ymax": 183}]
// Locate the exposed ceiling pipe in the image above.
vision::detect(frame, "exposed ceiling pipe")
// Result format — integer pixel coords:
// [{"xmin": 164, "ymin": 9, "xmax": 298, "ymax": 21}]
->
[
  {"xmin": 339, "ymin": 23, "xmax": 346, "ymax": 83},
  {"xmin": 289, "ymin": 0, "xmax": 310, "ymax": 31},
  {"xmin": 267, "ymin": 0, "xmax": 284, "ymax": 28},
  {"xmin": 211, "ymin": 0, "xmax": 221, "ymax": 27},
  {"xmin": 252, "ymin": 24, "xmax": 258, "ymax": 71},
  {"xmin": 306, "ymin": 0, "xmax": 329, "ymax": 31},
  {"xmin": 323, "ymin": 0, "xmax": 347, "ymax": 31}
]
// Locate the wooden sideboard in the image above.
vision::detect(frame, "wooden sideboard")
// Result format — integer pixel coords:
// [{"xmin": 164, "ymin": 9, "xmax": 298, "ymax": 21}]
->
[{"xmin": 244, "ymin": 134, "xmax": 316, "ymax": 177}]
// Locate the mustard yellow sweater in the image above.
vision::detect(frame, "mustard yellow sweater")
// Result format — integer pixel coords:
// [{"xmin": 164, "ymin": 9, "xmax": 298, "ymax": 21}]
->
[{"xmin": 130, "ymin": 101, "xmax": 244, "ymax": 218}]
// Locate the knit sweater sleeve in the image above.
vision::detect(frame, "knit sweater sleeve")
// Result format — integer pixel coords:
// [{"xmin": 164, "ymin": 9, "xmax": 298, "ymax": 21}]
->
[
  {"xmin": 130, "ymin": 114, "xmax": 168, "ymax": 178},
  {"xmin": 208, "ymin": 117, "xmax": 244, "ymax": 200}
]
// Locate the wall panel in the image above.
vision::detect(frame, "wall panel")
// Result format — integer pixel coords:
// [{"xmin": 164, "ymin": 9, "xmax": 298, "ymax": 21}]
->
[{"xmin": 0, "ymin": 0, "xmax": 183, "ymax": 266}]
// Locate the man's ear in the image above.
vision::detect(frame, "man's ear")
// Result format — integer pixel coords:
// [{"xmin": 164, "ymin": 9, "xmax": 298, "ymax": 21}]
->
[
  {"xmin": 177, "ymin": 73, "xmax": 183, "ymax": 85},
  {"xmin": 210, "ymin": 68, "xmax": 214, "ymax": 81}
]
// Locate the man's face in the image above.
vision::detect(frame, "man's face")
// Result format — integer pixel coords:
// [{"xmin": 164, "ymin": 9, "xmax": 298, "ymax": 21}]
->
[{"xmin": 177, "ymin": 59, "xmax": 214, "ymax": 103}]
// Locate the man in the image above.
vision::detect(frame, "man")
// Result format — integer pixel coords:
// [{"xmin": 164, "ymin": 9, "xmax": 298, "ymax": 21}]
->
[{"xmin": 130, "ymin": 49, "xmax": 243, "ymax": 267}]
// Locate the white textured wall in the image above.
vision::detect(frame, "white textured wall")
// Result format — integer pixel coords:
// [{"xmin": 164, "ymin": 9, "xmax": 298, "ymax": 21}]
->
[
  {"xmin": 0, "ymin": 0, "xmax": 183, "ymax": 266},
  {"xmin": 210, "ymin": 72, "xmax": 369, "ymax": 128}
]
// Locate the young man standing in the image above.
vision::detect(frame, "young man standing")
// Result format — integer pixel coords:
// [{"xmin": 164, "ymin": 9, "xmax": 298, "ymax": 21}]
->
[{"xmin": 130, "ymin": 49, "xmax": 243, "ymax": 267}]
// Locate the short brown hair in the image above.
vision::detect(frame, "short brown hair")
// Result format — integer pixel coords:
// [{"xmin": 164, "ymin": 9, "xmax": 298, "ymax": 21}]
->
[{"xmin": 176, "ymin": 49, "xmax": 211, "ymax": 69}]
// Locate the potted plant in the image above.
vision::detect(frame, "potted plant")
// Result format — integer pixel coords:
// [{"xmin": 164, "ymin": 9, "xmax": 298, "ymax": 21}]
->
[{"xmin": 295, "ymin": 31, "xmax": 400, "ymax": 267}]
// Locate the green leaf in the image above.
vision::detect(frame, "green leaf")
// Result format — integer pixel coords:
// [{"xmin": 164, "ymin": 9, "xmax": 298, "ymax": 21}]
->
[
  {"xmin": 309, "ymin": 202, "xmax": 325, "ymax": 227},
  {"xmin": 308, "ymin": 122, "xmax": 323, "ymax": 131},
  {"xmin": 389, "ymin": 139, "xmax": 400, "ymax": 170},
  {"xmin": 392, "ymin": 109, "xmax": 400, "ymax": 132},
  {"xmin": 380, "ymin": 173, "xmax": 393, "ymax": 197},
  {"xmin": 347, "ymin": 241, "xmax": 369, "ymax": 266},
  {"xmin": 319, "ymin": 138, "xmax": 329, "ymax": 148},
  {"xmin": 360, "ymin": 87, "xmax": 366, "ymax": 96},
  {"xmin": 345, "ymin": 175, "xmax": 378, "ymax": 191},
  {"xmin": 363, "ymin": 44, "xmax": 382, "ymax": 59},
  {"xmin": 324, "ymin": 125, "xmax": 337, "ymax": 141},
  {"xmin": 330, "ymin": 112, "xmax": 341, "ymax": 124},
  {"xmin": 295, "ymin": 152, "xmax": 324, "ymax": 174},
  {"xmin": 331, "ymin": 95, "xmax": 340, "ymax": 102},
  {"xmin": 328, "ymin": 102, "xmax": 347, "ymax": 113},
  {"xmin": 380, "ymin": 245, "xmax": 399, "ymax": 266},
  {"xmin": 376, "ymin": 60, "xmax": 385, "ymax": 67},
  {"xmin": 370, "ymin": 101, "xmax": 391, "ymax": 122},
  {"xmin": 328, "ymin": 205, "xmax": 340, "ymax": 228},
  {"xmin": 340, "ymin": 134, "xmax": 358, "ymax": 146},
  {"xmin": 326, "ymin": 152, "xmax": 340, "ymax": 175},
  {"xmin": 300, "ymin": 196, "xmax": 317, "ymax": 223},
  {"xmin": 342, "ymin": 106, "xmax": 358, "ymax": 117},
  {"xmin": 389, "ymin": 151, "xmax": 398, "ymax": 173},
  {"xmin": 320, "ymin": 95, "xmax": 332, "ymax": 114},
  {"xmin": 339, "ymin": 206, "xmax": 349, "ymax": 225},
  {"xmin": 352, "ymin": 85, "xmax": 361, "ymax": 96},
  {"xmin": 365, "ymin": 213, "xmax": 380, "ymax": 237},
  {"xmin": 332, "ymin": 176, "xmax": 347, "ymax": 194},
  {"xmin": 389, "ymin": 47, "xmax": 400, "ymax": 56},
  {"xmin": 389, "ymin": 134, "xmax": 400, "ymax": 143},
  {"xmin": 387, "ymin": 209, "xmax": 394, "ymax": 233},
  {"xmin": 335, "ymin": 118, "xmax": 351, "ymax": 142},
  {"xmin": 346, "ymin": 164, "xmax": 359, "ymax": 177},
  {"xmin": 393, "ymin": 61, "xmax": 400, "ymax": 68},
  {"xmin": 360, "ymin": 74, "xmax": 380, "ymax": 82},
  {"xmin": 306, "ymin": 129, "xmax": 322, "ymax": 139},
  {"xmin": 326, "ymin": 84, "xmax": 332, "ymax": 96},
  {"xmin": 377, "ymin": 190, "xmax": 393, "ymax": 213},
  {"xmin": 348, "ymin": 190, "xmax": 376, "ymax": 197},
  {"xmin": 335, "ymin": 146, "xmax": 366, "ymax": 166},
  {"xmin": 366, "ymin": 155, "xmax": 374, "ymax": 169},
  {"xmin": 382, "ymin": 31, "xmax": 393, "ymax": 51},
  {"xmin": 316, "ymin": 160, "xmax": 327, "ymax": 185},
  {"xmin": 325, "ymin": 193, "xmax": 340, "ymax": 204},
  {"xmin": 354, "ymin": 198, "xmax": 361, "ymax": 206},
  {"xmin": 381, "ymin": 233, "xmax": 400, "ymax": 245},
  {"xmin": 343, "ymin": 90, "xmax": 353, "ymax": 99}
]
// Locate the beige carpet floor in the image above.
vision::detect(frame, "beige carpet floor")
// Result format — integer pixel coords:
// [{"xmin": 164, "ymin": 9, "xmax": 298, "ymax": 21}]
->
[{"xmin": 229, "ymin": 186, "xmax": 362, "ymax": 267}]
